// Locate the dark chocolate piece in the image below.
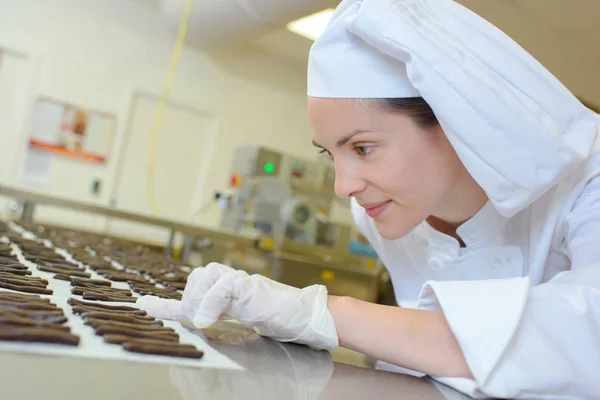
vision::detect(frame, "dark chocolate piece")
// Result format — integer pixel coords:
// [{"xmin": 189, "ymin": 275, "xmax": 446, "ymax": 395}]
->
[
  {"xmin": 71, "ymin": 305, "xmax": 146, "ymax": 317},
  {"xmin": 71, "ymin": 287, "xmax": 132, "ymax": 297},
  {"xmin": 0, "ymin": 263, "xmax": 29, "ymax": 270},
  {"xmin": 0, "ymin": 309, "xmax": 66, "ymax": 323},
  {"xmin": 72, "ymin": 281, "xmax": 127, "ymax": 293},
  {"xmin": 94, "ymin": 326, "xmax": 179, "ymax": 341},
  {"xmin": 0, "ymin": 315, "xmax": 70, "ymax": 329},
  {"xmin": 37, "ymin": 265, "xmax": 90, "ymax": 278},
  {"xmin": 84, "ymin": 317, "xmax": 172, "ymax": 332},
  {"xmin": 25, "ymin": 256, "xmax": 69, "ymax": 264},
  {"xmin": 0, "ymin": 292, "xmax": 51, "ymax": 303},
  {"xmin": 68, "ymin": 298, "xmax": 145, "ymax": 314},
  {"xmin": 82, "ymin": 292, "xmax": 137, "ymax": 303},
  {"xmin": 42, "ymin": 262, "xmax": 83, "ymax": 271},
  {"xmin": 97, "ymin": 271, "xmax": 147, "ymax": 283},
  {"xmin": 71, "ymin": 278, "xmax": 111, "ymax": 287},
  {"xmin": 0, "ymin": 282, "xmax": 53, "ymax": 295},
  {"xmin": 164, "ymin": 282, "xmax": 186, "ymax": 290},
  {"xmin": 0, "ymin": 273, "xmax": 47, "ymax": 284},
  {"xmin": 82, "ymin": 311, "xmax": 161, "ymax": 326},
  {"xmin": 122, "ymin": 342, "xmax": 203, "ymax": 359},
  {"xmin": 104, "ymin": 334, "xmax": 197, "ymax": 349},
  {"xmin": 0, "ymin": 268, "xmax": 31, "ymax": 276},
  {"xmin": 0, "ymin": 326, "xmax": 79, "ymax": 346},
  {"xmin": 130, "ymin": 287, "xmax": 182, "ymax": 300},
  {"xmin": 0, "ymin": 301, "xmax": 58, "ymax": 311},
  {"xmin": 0, "ymin": 277, "xmax": 47, "ymax": 288},
  {"xmin": 53, "ymin": 273, "xmax": 72, "ymax": 281}
]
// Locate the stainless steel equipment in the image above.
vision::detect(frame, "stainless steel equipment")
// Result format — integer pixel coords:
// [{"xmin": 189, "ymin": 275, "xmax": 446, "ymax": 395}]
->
[{"xmin": 219, "ymin": 146, "xmax": 342, "ymax": 247}]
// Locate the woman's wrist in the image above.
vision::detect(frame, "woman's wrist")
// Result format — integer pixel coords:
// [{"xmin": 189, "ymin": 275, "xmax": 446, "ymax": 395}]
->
[{"xmin": 327, "ymin": 295, "xmax": 472, "ymax": 378}]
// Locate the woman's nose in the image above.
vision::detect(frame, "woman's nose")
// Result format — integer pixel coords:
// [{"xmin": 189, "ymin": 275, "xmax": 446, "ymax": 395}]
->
[{"xmin": 334, "ymin": 162, "xmax": 366, "ymax": 198}]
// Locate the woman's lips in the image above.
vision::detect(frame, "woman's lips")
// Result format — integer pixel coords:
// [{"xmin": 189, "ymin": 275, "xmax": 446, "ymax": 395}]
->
[{"xmin": 361, "ymin": 201, "xmax": 392, "ymax": 218}]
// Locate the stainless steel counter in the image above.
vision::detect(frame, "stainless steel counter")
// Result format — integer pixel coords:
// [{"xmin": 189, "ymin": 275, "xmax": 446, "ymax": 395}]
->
[{"xmin": 0, "ymin": 321, "xmax": 471, "ymax": 400}]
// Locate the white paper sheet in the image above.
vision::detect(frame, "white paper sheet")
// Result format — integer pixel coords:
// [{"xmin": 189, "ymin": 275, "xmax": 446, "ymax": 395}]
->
[
  {"xmin": 0, "ymin": 227, "xmax": 244, "ymax": 371},
  {"xmin": 0, "ymin": 292, "xmax": 242, "ymax": 370},
  {"xmin": 20, "ymin": 149, "xmax": 53, "ymax": 187},
  {"xmin": 29, "ymin": 99, "xmax": 64, "ymax": 144}
]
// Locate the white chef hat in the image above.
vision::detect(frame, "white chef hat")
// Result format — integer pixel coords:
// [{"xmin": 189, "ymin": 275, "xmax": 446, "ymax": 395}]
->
[{"xmin": 307, "ymin": 0, "xmax": 599, "ymax": 217}]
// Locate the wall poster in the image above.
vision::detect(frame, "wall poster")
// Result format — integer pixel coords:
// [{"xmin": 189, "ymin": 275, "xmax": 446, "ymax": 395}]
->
[{"xmin": 27, "ymin": 96, "xmax": 116, "ymax": 164}]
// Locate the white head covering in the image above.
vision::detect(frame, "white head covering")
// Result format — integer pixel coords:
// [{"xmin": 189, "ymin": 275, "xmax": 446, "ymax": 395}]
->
[{"xmin": 307, "ymin": 0, "xmax": 599, "ymax": 218}]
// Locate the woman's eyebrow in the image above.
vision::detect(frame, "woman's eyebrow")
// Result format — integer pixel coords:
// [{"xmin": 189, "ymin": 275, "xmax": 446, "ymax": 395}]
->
[
  {"xmin": 336, "ymin": 129, "xmax": 371, "ymax": 147},
  {"xmin": 312, "ymin": 129, "xmax": 372, "ymax": 150}
]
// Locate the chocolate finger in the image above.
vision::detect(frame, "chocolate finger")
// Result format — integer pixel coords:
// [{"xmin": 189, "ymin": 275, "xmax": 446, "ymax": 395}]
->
[
  {"xmin": 0, "ymin": 277, "xmax": 48, "ymax": 288},
  {"xmin": 0, "ymin": 292, "xmax": 51, "ymax": 303},
  {"xmin": 122, "ymin": 342, "xmax": 204, "ymax": 359},
  {"xmin": 0, "ymin": 264, "xmax": 29, "ymax": 271},
  {"xmin": 104, "ymin": 335, "xmax": 197, "ymax": 350},
  {"xmin": 37, "ymin": 265, "xmax": 90, "ymax": 278},
  {"xmin": 0, "ymin": 282, "xmax": 53, "ymax": 295},
  {"xmin": 72, "ymin": 282, "xmax": 129, "ymax": 293},
  {"xmin": 42, "ymin": 262, "xmax": 83, "ymax": 270},
  {"xmin": 82, "ymin": 311, "xmax": 162, "ymax": 326},
  {"xmin": 53, "ymin": 274, "xmax": 73, "ymax": 282},
  {"xmin": 71, "ymin": 278, "xmax": 112, "ymax": 287},
  {"xmin": 0, "ymin": 301, "xmax": 59, "ymax": 311},
  {"xmin": 0, "ymin": 327, "xmax": 79, "ymax": 346},
  {"xmin": 82, "ymin": 292, "xmax": 137, "ymax": 303},
  {"xmin": 71, "ymin": 305, "xmax": 148, "ymax": 318},
  {"xmin": 94, "ymin": 326, "xmax": 179, "ymax": 341},
  {"xmin": 0, "ymin": 273, "xmax": 47, "ymax": 284},
  {"xmin": 71, "ymin": 287, "xmax": 132, "ymax": 297},
  {"xmin": 0, "ymin": 310, "xmax": 66, "ymax": 323},
  {"xmin": 0, "ymin": 316, "xmax": 71, "ymax": 330},
  {"xmin": 0, "ymin": 268, "xmax": 31, "ymax": 276},
  {"xmin": 85, "ymin": 318, "xmax": 172, "ymax": 332},
  {"xmin": 68, "ymin": 298, "xmax": 145, "ymax": 314}
]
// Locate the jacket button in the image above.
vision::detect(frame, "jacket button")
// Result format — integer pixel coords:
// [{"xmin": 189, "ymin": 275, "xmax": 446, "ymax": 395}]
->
[{"xmin": 429, "ymin": 257, "xmax": 444, "ymax": 271}]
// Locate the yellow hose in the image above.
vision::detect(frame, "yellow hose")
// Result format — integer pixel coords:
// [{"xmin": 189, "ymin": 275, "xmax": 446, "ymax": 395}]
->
[{"xmin": 146, "ymin": 0, "xmax": 194, "ymax": 215}]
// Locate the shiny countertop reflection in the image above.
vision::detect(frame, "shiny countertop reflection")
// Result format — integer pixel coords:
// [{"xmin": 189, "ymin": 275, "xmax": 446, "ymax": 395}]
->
[{"xmin": 0, "ymin": 321, "xmax": 472, "ymax": 400}]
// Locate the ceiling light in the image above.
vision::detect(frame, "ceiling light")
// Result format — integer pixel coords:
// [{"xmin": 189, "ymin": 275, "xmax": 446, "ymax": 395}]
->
[{"xmin": 286, "ymin": 9, "xmax": 334, "ymax": 41}]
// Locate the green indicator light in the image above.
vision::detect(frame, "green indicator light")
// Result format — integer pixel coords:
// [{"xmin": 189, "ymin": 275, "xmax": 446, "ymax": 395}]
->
[{"xmin": 264, "ymin": 162, "xmax": 275, "ymax": 174}]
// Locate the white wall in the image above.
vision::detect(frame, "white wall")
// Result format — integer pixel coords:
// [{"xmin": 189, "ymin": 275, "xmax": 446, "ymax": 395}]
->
[{"xmin": 0, "ymin": 0, "xmax": 353, "ymax": 242}]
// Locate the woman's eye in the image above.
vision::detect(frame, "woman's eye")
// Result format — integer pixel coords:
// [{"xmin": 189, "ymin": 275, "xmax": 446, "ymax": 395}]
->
[
  {"xmin": 354, "ymin": 145, "xmax": 373, "ymax": 157},
  {"xmin": 318, "ymin": 148, "xmax": 333, "ymax": 160}
]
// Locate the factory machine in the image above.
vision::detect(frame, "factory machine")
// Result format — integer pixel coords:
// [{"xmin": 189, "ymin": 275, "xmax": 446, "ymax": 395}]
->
[{"xmin": 219, "ymin": 146, "xmax": 345, "ymax": 248}]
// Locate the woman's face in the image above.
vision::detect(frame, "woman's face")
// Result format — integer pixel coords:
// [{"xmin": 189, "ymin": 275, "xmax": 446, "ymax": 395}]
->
[{"xmin": 308, "ymin": 98, "xmax": 467, "ymax": 240}]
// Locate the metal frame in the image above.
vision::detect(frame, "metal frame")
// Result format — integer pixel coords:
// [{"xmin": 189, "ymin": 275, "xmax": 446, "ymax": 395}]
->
[{"xmin": 0, "ymin": 184, "xmax": 257, "ymax": 257}]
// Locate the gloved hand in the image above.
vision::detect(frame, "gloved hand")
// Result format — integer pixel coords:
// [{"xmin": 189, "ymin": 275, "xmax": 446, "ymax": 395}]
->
[{"xmin": 136, "ymin": 262, "xmax": 339, "ymax": 350}]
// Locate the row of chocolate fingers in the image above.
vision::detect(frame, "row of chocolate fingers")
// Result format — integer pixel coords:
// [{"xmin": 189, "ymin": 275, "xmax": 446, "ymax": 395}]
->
[
  {"xmin": 69, "ymin": 298, "xmax": 204, "ymax": 359},
  {"xmin": 0, "ymin": 292, "xmax": 79, "ymax": 346}
]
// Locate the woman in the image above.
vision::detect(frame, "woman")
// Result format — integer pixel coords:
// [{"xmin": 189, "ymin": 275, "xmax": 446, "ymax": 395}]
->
[{"xmin": 138, "ymin": 0, "xmax": 600, "ymax": 398}]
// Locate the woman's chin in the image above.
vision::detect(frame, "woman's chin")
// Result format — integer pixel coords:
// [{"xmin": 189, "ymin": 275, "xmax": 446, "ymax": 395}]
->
[{"xmin": 374, "ymin": 221, "xmax": 414, "ymax": 240}]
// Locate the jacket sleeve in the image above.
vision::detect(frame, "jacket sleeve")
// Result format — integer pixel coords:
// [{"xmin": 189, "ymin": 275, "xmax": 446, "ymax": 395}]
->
[{"xmin": 417, "ymin": 178, "xmax": 600, "ymax": 399}]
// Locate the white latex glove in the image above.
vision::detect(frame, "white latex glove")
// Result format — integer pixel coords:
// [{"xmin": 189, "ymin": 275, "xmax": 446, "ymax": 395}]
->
[{"xmin": 137, "ymin": 262, "xmax": 339, "ymax": 350}]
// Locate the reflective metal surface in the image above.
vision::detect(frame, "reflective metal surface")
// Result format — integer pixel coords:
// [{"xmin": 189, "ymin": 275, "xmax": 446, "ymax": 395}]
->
[{"xmin": 0, "ymin": 321, "xmax": 472, "ymax": 400}]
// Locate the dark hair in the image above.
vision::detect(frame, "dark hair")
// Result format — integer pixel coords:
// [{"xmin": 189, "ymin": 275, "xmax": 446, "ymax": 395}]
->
[{"xmin": 379, "ymin": 97, "xmax": 439, "ymax": 129}]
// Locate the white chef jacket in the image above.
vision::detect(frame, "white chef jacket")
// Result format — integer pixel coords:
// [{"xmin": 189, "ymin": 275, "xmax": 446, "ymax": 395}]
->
[{"xmin": 351, "ymin": 152, "xmax": 600, "ymax": 399}]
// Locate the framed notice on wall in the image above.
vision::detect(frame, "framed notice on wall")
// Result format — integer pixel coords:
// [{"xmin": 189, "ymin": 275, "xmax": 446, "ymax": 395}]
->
[{"xmin": 27, "ymin": 96, "xmax": 116, "ymax": 164}]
